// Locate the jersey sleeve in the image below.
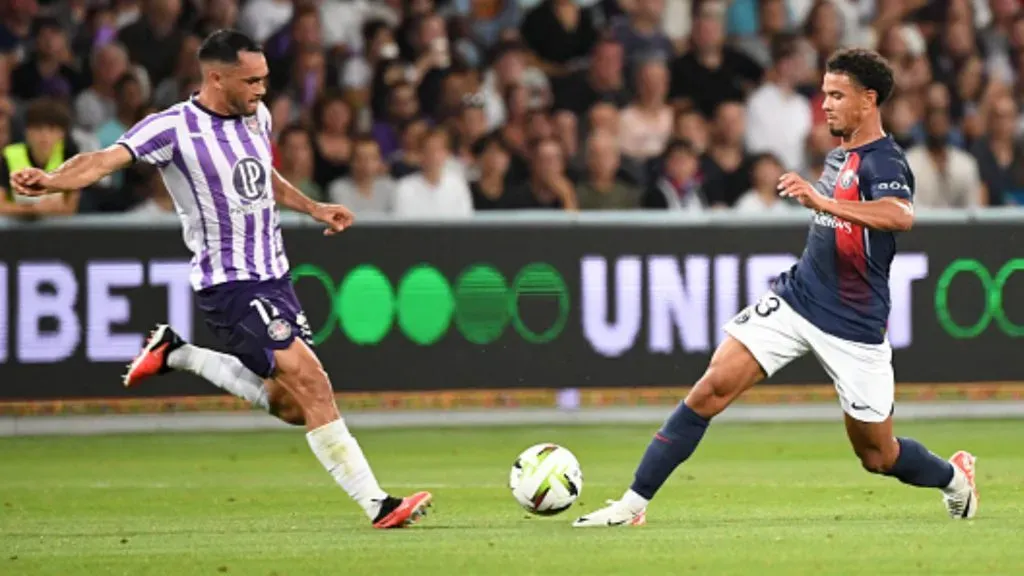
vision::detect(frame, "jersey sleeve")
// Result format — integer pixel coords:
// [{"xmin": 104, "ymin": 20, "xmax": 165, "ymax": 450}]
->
[
  {"xmin": 861, "ymin": 152, "xmax": 913, "ymax": 203},
  {"xmin": 116, "ymin": 111, "xmax": 178, "ymax": 168}
]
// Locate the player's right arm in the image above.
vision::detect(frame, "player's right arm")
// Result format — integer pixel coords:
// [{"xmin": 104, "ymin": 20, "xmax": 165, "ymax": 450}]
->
[
  {"xmin": 9, "ymin": 145, "xmax": 133, "ymax": 196},
  {"xmin": 10, "ymin": 110, "xmax": 177, "ymax": 197}
]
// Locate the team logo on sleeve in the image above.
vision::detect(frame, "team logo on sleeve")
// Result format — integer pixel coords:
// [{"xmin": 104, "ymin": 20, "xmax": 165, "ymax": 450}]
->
[
  {"xmin": 839, "ymin": 169, "xmax": 857, "ymax": 189},
  {"xmin": 267, "ymin": 318, "xmax": 292, "ymax": 341},
  {"xmin": 232, "ymin": 157, "xmax": 268, "ymax": 202}
]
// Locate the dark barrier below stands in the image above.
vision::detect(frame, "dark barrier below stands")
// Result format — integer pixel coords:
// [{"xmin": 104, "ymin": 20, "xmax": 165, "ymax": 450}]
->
[{"xmin": 1, "ymin": 222, "xmax": 1021, "ymax": 400}]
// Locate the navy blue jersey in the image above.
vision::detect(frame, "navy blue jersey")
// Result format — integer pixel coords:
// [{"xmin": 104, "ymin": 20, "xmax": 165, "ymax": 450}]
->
[{"xmin": 773, "ymin": 135, "xmax": 914, "ymax": 344}]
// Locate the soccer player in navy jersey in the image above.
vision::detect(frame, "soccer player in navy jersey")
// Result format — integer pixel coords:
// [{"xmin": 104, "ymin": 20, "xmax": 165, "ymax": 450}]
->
[
  {"xmin": 573, "ymin": 48, "xmax": 978, "ymax": 527},
  {"xmin": 10, "ymin": 30, "xmax": 431, "ymax": 529}
]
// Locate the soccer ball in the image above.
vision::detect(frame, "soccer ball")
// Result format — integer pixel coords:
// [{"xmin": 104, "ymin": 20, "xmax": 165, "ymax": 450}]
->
[{"xmin": 509, "ymin": 443, "xmax": 583, "ymax": 516}]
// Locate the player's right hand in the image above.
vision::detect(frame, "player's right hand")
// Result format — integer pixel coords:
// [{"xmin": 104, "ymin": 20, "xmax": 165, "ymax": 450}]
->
[{"xmin": 10, "ymin": 168, "xmax": 53, "ymax": 197}]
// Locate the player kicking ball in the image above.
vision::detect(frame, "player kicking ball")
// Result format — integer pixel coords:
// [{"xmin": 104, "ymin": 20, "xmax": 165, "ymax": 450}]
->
[
  {"xmin": 573, "ymin": 48, "xmax": 977, "ymax": 528},
  {"xmin": 9, "ymin": 30, "xmax": 431, "ymax": 529}
]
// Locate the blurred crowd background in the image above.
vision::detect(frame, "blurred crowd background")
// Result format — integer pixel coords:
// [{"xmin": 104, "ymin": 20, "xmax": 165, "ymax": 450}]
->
[{"xmin": 1, "ymin": 0, "xmax": 1023, "ymax": 220}]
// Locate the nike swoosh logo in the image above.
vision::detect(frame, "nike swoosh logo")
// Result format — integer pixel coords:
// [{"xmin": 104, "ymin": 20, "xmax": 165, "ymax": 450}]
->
[{"xmin": 851, "ymin": 403, "xmax": 871, "ymax": 410}]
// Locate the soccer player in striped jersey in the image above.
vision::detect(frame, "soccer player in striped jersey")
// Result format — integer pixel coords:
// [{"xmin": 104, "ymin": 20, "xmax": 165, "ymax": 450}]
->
[
  {"xmin": 10, "ymin": 29, "xmax": 431, "ymax": 529},
  {"xmin": 573, "ymin": 49, "xmax": 977, "ymax": 528}
]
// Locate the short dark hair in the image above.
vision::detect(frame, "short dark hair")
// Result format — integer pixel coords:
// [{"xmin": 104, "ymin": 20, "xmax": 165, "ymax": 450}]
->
[
  {"xmin": 471, "ymin": 131, "xmax": 507, "ymax": 158},
  {"xmin": 24, "ymin": 98, "xmax": 71, "ymax": 131},
  {"xmin": 278, "ymin": 123, "xmax": 310, "ymax": 145},
  {"xmin": 770, "ymin": 32, "xmax": 800, "ymax": 65},
  {"xmin": 198, "ymin": 29, "xmax": 262, "ymax": 64},
  {"xmin": 826, "ymin": 48, "xmax": 895, "ymax": 106}
]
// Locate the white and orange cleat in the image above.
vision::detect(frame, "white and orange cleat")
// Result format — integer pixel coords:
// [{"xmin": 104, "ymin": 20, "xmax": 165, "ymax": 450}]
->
[
  {"xmin": 372, "ymin": 491, "xmax": 433, "ymax": 529},
  {"xmin": 572, "ymin": 499, "xmax": 647, "ymax": 528},
  {"xmin": 123, "ymin": 324, "xmax": 183, "ymax": 387},
  {"xmin": 943, "ymin": 450, "xmax": 978, "ymax": 519}
]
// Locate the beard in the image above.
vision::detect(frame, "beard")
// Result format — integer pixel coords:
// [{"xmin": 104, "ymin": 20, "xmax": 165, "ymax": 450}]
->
[{"xmin": 828, "ymin": 124, "xmax": 847, "ymax": 138}]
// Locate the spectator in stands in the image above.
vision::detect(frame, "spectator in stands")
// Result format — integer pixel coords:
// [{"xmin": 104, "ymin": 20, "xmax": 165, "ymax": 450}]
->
[
  {"xmin": 673, "ymin": 108, "xmax": 709, "ymax": 154},
  {"xmin": 700, "ymin": 100, "xmax": 753, "ymax": 207},
  {"xmin": 884, "ymin": 93, "xmax": 919, "ymax": 151},
  {"xmin": 734, "ymin": 153, "xmax": 801, "ymax": 213},
  {"xmin": 328, "ymin": 136, "xmax": 395, "ymax": 216},
  {"xmin": 587, "ymin": 101, "xmax": 620, "ymax": 139},
  {"xmin": 481, "ymin": 40, "xmax": 528, "ymax": 129},
  {"xmin": 0, "ymin": 98, "xmax": 80, "ymax": 218},
  {"xmin": 117, "ymin": 0, "xmax": 184, "ymax": 86},
  {"xmin": 73, "ymin": 42, "xmax": 129, "ymax": 131},
  {"xmin": 91, "ymin": 73, "xmax": 144, "ymax": 194},
  {"xmin": 552, "ymin": 109, "xmax": 579, "ymax": 170},
  {"xmin": 470, "ymin": 131, "xmax": 518, "ymax": 209},
  {"xmin": 804, "ymin": 123, "xmax": 835, "ymax": 182},
  {"xmin": 343, "ymin": 21, "xmax": 398, "ymax": 111},
  {"xmin": 390, "ymin": 117, "xmax": 429, "ymax": 178},
  {"xmin": 519, "ymin": 0, "xmax": 598, "ymax": 76},
  {"xmin": 746, "ymin": 33, "xmax": 811, "ymax": 173},
  {"xmin": 238, "ymin": 0, "xmax": 292, "ymax": 44},
  {"xmin": 403, "ymin": 13, "xmax": 452, "ymax": 120},
  {"xmin": 644, "ymin": 138, "xmax": 705, "ymax": 211},
  {"xmin": 907, "ymin": 97, "xmax": 984, "ymax": 208},
  {"xmin": 610, "ymin": 0, "xmax": 674, "ymax": 78},
  {"xmin": 619, "ymin": 57, "xmax": 673, "ymax": 162},
  {"xmin": 0, "ymin": 0, "xmax": 38, "ymax": 67},
  {"xmin": 11, "ymin": 18, "xmax": 83, "ymax": 102},
  {"xmin": 733, "ymin": 0, "xmax": 788, "ymax": 69},
  {"xmin": 373, "ymin": 81, "xmax": 420, "ymax": 160},
  {"xmin": 192, "ymin": 0, "xmax": 238, "ymax": 39},
  {"xmin": 802, "ymin": 0, "xmax": 843, "ymax": 85},
  {"xmin": 129, "ymin": 166, "xmax": 174, "ymax": 216},
  {"xmin": 971, "ymin": 94, "xmax": 1024, "ymax": 205},
  {"xmin": 265, "ymin": 5, "xmax": 322, "ymax": 93},
  {"xmin": 452, "ymin": 94, "xmax": 489, "ymax": 170},
  {"xmin": 277, "ymin": 124, "xmax": 323, "ymax": 203},
  {"xmin": 311, "ymin": 90, "xmax": 353, "ymax": 189},
  {"xmin": 576, "ymin": 129, "xmax": 641, "ymax": 210},
  {"xmin": 551, "ymin": 37, "xmax": 629, "ymax": 117},
  {"xmin": 670, "ymin": 1, "xmax": 763, "ymax": 118},
  {"xmin": 289, "ymin": 47, "xmax": 329, "ymax": 118},
  {"xmin": 498, "ymin": 83, "xmax": 531, "ymax": 156},
  {"xmin": 152, "ymin": 34, "xmax": 200, "ymax": 109},
  {"xmin": 394, "ymin": 127, "xmax": 473, "ymax": 217},
  {"xmin": 513, "ymin": 137, "xmax": 577, "ymax": 209}
]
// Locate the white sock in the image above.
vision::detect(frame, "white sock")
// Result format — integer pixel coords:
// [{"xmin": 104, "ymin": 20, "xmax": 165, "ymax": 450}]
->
[
  {"xmin": 621, "ymin": 489, "xmax": 650, "ymax": 514},
  {"xmin": 306, "ymin": 418, "xmax": 390, "ymax": 520},
  {"xmin": 167, "ymin": 344, "xmax": 269, "ymax": 410},
  {"xmin": 944, "ymin": 465, "xmax": 966, "ymax": 493}
]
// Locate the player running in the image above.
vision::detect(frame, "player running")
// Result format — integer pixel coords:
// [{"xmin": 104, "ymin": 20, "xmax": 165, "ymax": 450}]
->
[
  {"xmin": 573, "ymin": 48, "xmax": 977, "ymax": 528},
  {"xmin": 9, "ymin": 30, "xmax": 431, "ymax": 529}
]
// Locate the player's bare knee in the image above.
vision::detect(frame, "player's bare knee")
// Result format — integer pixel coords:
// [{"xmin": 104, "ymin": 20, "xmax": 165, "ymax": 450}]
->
[
  {"xmin": 686, "ymin": 370, "xmax": 734, "ymax": 417},
  {"xmin": 858, "ymin": 449, "xmax": 896, "ymax": 474}
]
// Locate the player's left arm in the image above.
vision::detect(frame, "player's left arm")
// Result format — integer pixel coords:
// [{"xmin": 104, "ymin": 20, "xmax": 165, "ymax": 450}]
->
[{"xmin": 271, "ymin": 169, "xmax": 353, "ymax": 235}]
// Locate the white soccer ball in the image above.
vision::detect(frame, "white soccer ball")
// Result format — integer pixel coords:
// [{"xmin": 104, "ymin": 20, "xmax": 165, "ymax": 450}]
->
[{"xmin": 509, "ymin": 443, "xmax": 583, "ymax": 516}]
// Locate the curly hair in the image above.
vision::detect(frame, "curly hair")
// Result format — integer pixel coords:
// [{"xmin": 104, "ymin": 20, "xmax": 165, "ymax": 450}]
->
[{"xmin": 825, "ymin": 48, "xmax": 896, "ymax": 106}]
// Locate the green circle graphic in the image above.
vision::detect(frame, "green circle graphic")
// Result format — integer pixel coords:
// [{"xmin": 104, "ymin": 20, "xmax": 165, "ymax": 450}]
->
[
  {"xmin": 289, "ymin": 264, "xmax": 337, "ymax": 345},
  {"xmin": 336, "ymin": 265, "xmax": 395, "ymax": 345},
  {"xmin": 396, "ymin": 265, "xmax": 454, "ymax": 345},
  {"xmin": 454, "ymin": 264, "xmax": 510, "ymax": 344},
  {"xmin": 935, "ymin": 259, "xmax": 992, "ymax": 339},
  {"xmin": 512, "ymin": 263, "xmax": 569, "ymax": 343},
  {"xmin": 992, "ymin": 259, "xmax": 1024, "ymax": 337}
]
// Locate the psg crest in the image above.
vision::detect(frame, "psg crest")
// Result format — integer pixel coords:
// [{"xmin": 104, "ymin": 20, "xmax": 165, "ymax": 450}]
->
[
  {"xmin": 244, "ymin": 115, "xmax": 261, "ymax": 135},
  {"xmin": 839, "ymin": 169, "xmax": 857, "ymax": 188}
]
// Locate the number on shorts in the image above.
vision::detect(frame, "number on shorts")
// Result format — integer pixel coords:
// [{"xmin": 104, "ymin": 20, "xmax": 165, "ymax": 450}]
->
[
  {"xmin": 754, "ymin": 296, "xmax": 781, "ymax": 318},
  {"xmin": 249, "ymin": 298, "xmax": 279, "ymax": 325}
]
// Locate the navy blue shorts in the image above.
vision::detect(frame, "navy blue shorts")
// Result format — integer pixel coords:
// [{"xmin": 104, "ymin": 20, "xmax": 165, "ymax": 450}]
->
[{"xmin": 195, "ymin": 275, "xmax": 315, "ymax": 378}]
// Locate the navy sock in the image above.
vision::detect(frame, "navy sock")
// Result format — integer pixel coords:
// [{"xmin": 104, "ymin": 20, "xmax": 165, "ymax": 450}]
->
[
  {"xmin": 884, "ymin": 437, "xmax": 955, "ymax": 488},
  {"xmin": 630, "ymin": 402, "xmax": 710, "ymax": 500}
]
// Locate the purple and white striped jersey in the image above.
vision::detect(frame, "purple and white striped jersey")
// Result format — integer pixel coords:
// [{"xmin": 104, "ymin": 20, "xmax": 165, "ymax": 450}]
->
[{"xmin": 116, "ymin": 97, "xmax": 289, "ymax": 291}]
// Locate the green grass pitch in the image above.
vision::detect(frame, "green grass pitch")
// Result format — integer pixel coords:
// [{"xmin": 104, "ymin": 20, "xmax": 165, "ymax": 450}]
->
[{"xmin": 2, "ymin": 419, "xmax": 1023, "ymax": 575}]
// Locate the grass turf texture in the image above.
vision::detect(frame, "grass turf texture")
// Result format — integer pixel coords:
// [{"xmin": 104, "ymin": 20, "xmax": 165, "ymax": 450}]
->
[{"xmin": 1, "ymin": 420, "xmax": 1022, "ymax": 575}]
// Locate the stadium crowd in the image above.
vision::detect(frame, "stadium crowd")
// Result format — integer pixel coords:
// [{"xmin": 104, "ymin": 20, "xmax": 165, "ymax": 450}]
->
[{"xmin": 0, "ymin": 0, "xmax": 1022, "ymax": 220}]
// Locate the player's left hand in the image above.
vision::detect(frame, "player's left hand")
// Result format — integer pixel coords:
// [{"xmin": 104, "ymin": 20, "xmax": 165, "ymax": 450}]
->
[
  {"xmin": 311, "ymin": 202, "xmax": 354, "ymax": 236},
  {"xmin": 777, "ymin": 172, "xmax": 826, "ymax": 211}
]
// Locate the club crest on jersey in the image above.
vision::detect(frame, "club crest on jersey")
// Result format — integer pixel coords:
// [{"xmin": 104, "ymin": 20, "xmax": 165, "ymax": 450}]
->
[
  {"xmin": 267, "ymin": 318, "xmax": 292, "ymax": 341},
  {"xmin": 232, "ymin": 157, "xmax": 267, "ymax": 202},
  {"xmin": 244, "ymin": 115, "xmax": 261, "ymax": 135},
  {"xmin": 839, "ymin": 169, "xmax": 857, "ymax": 189}
]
